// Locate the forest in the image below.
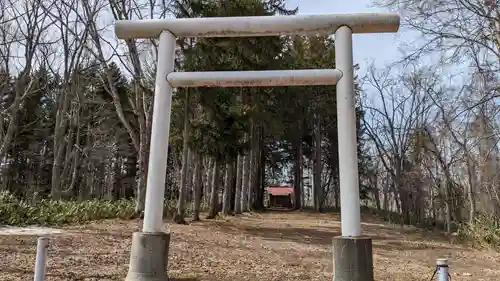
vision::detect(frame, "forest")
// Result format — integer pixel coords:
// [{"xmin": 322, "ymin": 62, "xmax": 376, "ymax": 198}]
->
[{"xmin": 0, "ymin": 0, "xmax": 499, "ymax": 247}]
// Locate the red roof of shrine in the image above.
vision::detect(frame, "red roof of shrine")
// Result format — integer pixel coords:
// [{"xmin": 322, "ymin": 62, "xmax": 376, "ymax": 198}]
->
[{"xmin": 267, "ymin": 186, "xmax": 294, "ymax": 196}]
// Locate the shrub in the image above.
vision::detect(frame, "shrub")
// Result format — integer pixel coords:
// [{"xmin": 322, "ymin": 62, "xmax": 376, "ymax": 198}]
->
[
  {"xmin": 456, "ymin": 214, "xmax": 500, "ymax": 250},
  {"xmin": 0, "ymin": 191, "xmax": 190, "ymax": 226}
]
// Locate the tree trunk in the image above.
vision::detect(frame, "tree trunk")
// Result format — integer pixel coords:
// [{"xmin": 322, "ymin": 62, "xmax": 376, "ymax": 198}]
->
[
  {"xmin": 204, "ymin": 158, "xmax": 213, "ymax": 207},
  {"xmin": 51, "ymin": 87, "xmax": 71, "ymax": 199},
  {"xmin": 234, "ymin": 154, "xmax": 243, "ymax": 214},
  {"xmin": 222, "ymin": 156, "xmax": 234, "ymax": 215},
  {"xmin": 466, "ymin": 157, "xmax": 477, "ymax": 224},
  {"xmin": 206, "ymin": 157, "xmax": 222, "ymax": 219},
  {"xmin": 255, "ymin": 129, "xmax": 265, "ymax": 210},
  {"xmin": 383, "ymin": 178, "xmax": 389, "ymax": 219},
  {"xmin": 186, "ymin": 152, "xmax": 195, "ymax": 203},
  {"xmin": 247, "ymin": 125, "xmax": 256, "ymax": 210},
  {"xmin": 442, "ymin": 178, "xmax": 451, "ymax": 234},
  {"xmin": 174, "ymin": 91, "xmax": 191, "ymax": 224},
  {"xmin": 241, "ymin": 153, "xmax": 250, "ymax": 212},
  {"xmin": 372, "ymin": 175, "xmax": 381, "ymax": 212},
  {"xmin": 334, "ymin": 177, "xmax": 340, "ymax": 209},
  {"xmin": 250, "ymin": 124, "xmax": 264, "ymax": 211},
  {"xmin": 192, "ymin": 152, "xmax": 202, "ymax": 221},
  {"xmin": 299, "ymin": 143, "xmax": 304, "ymax": 209},
  {"xmin": 293, "ymin": 138, "xmax": 303, "ymax": 210},
  {"xmin": 313, "ymin": 114, "xmax": 322, "ymax": 212}
]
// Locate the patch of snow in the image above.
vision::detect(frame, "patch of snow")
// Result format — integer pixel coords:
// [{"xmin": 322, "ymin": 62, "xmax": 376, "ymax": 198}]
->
[{"xmin": 0, "ymin": 226, "xmax": 65, "ymax": 236}]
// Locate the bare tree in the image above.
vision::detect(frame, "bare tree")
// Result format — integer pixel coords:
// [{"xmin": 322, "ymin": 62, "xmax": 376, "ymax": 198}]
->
[
  {"xmin": 376, "ymin": 0, "xmax": 500, "ymax": 107},
  {"xmin": 0, "ymin": 0, "xmax": 56, "ymax": 188},
  {"xmin": 38, "ymin": 0, "xmax": 91, "ymax": 198},
  {"xmin": 377, "ymin": 0, "xmax": 499, "ymax": 65},
  {"xmin": 77, "ymin": 0, "xmax": 175, "ymax": 212},
  {"xmin": 362, "ymin": 64, "xmax": 436, "ymax": 224}
]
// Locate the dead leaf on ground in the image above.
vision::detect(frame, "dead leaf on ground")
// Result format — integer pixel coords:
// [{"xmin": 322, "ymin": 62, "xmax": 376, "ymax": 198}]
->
[{"xmin": 0, "ymin": 212, "xmax": 499, "ymax": 281}]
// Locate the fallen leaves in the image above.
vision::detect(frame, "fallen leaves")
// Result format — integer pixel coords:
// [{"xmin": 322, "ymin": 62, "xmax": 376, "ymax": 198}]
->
[{"xmin": 0, "ymin": 211, "xmax": 499, "ymax": 281}]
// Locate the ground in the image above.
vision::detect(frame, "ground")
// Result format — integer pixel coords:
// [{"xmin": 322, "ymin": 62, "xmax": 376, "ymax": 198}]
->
[{"xmin": 1, "ymin": 211, "xmax": 499, "ymax": 281}]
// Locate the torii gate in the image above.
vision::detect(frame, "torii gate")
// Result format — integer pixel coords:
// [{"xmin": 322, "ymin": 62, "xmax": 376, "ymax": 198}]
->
[{"xmin": 115, "ymin": 12, "xmax": 400, "ymax": 281}]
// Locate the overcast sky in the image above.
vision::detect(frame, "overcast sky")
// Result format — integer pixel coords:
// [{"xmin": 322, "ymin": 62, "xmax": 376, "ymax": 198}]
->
[{"xmin": 286, "ymin": 0, "xmax": 411, "ymax": 73}]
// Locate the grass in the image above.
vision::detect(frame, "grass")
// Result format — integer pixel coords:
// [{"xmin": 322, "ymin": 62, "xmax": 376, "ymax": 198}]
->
[
  {"xmin": 0, "ymin": 191, "xmax": 187, "ymax": 226},
  {"xmin": 2, "ymin": 190, "xmax": 500, "ymax": 251}
]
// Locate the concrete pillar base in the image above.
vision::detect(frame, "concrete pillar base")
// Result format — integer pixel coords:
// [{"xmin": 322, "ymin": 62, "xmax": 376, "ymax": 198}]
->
[
  {"xmin": 332, "ymin": 236, "xmax": 374, "ymax": 281},
  {"xmin": 125, "ymin": 232, "xmax": 170, "ymax": 281}
]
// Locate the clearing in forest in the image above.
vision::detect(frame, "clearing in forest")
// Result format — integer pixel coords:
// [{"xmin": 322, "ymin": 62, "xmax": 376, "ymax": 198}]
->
[{"xmin": 0, "ymin": 211, "xmax": 499, "ymax": 281}]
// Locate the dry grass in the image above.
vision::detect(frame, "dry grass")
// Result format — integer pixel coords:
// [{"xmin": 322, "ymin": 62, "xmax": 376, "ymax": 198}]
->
[{"xmin": 1, "ymin": 210, "xmax": 499, "ymax": 281}]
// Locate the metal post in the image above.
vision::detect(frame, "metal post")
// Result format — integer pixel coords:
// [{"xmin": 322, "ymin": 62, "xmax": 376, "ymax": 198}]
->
[
  {"xmin": 34, "ymin": 237, "xmax": 49, "ymax": 281},
  {"xmin": 335, "ymin": 25, "xmax": 361, "ymax": 237},
  {"xmin": 437, "ymin": 259, "xmax": 449, "ymax": 281},
  {"xmin": 142, "ymin": 30, "xmax": 176, "ymax": 233}
]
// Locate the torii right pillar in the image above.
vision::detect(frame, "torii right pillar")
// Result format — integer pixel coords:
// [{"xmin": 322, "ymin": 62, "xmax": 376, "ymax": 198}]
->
[{"xmin": 333, "ymin": 25, "xmax": 374, "ymax": 281}]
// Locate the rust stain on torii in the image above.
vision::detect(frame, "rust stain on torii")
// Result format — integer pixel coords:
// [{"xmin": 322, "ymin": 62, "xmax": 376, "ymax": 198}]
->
[
  {"xmin": 114, "ymin": 13, "xmax": 400, "ymax": 40},
  {"xmin": 166, "ymin": 69, "xmax": 343, "ymax": 88}
]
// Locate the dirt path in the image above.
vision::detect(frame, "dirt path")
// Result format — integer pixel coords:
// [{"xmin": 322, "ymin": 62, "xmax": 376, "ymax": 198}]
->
[{"xmin": 0, "ymin": 211, "xmax": 499, "ymax": 281}]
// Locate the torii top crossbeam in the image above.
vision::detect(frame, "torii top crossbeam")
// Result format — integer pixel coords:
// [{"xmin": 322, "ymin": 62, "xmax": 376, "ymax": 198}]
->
[{"xmin": 115, "ymin": 13, "xmax": 400, "ymax": 39}]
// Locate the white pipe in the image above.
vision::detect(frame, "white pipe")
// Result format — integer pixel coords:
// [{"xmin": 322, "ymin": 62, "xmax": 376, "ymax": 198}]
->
[
  {"xmin": 335, "ymin": 26, "xmax": 361, "ymax": 237},
  {"xmin": 437, "ymin": 258, "xmax": 449, "ymax": 281},
  {"xmin": 115, "ymin": 13, "xmax": 400, "ymax": 39},
  {"xmin": 34, "ymin": 237, "xmax": 49, "ymax": 281},
  {"xmin": 142, "ymin": 30, "xmax": 176, "ymax": 233},
  {"xmin": 167, "ymin": 69, "xmax": 343, "ymax": 88}
]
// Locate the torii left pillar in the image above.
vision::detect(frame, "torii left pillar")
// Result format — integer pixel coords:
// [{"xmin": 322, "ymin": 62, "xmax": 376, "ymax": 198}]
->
[{"xmin": 125, "ymin": 30, "xmax": 175, "ymax": 281}]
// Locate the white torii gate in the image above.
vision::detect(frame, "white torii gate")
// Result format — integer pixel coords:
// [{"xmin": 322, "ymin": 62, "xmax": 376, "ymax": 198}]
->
[{"xmin": 115, "ymin": 12, "xmax": 399, "ymax": 281}]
